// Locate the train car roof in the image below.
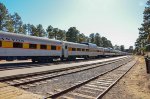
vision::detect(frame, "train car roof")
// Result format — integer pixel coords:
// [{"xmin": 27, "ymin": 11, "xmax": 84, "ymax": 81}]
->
[
  {"xmin": 104, "ymin": 48, "xmax": 109, "ymax": 50},
  {"xmin": 80, "ymin": 42, "xmax": 97, "ymax": 48},
  {"xmin": 81, "ymin": 42, "xmax": 97, "ymax": 46},
  {"xmin": 97, "ymin": 47, "xmax": 105, "ymax": 49},
  {"xmin": 63, "ymin": 41, "xmax": 88, "ymax": 46},
  {"xmin": 0, "ymin": 31, "xmax": 62, "ymax": 43}
]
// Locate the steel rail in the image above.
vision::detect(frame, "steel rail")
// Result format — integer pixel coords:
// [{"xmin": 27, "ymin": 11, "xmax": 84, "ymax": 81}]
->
[{"xmin": 96, "ymin": 59, "xmax": 137, "ymax": 99}]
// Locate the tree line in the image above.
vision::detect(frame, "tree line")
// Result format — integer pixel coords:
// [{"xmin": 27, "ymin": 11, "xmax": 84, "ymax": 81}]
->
[
  {"xmin": 135, "ymin": 0, "xmax": 150, "ymax": 55},
  {"xmin": 0, "ymin": 2, "xmax": 131, "ymax": 50}
]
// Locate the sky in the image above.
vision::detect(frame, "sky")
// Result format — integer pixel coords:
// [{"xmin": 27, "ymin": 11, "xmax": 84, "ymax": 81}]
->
[{"xmin": 0, "ymin": 0, "xmax": 148, "ymax": 48}]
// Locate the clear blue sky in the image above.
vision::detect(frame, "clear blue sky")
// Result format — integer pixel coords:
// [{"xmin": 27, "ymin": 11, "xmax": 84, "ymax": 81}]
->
[{"xmin": 0, "ymin": 0, "xmax": 147, "ymax": 48}]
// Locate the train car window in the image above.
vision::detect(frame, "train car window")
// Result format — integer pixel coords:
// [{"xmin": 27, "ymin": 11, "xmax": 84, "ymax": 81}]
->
[
  {"xmin": 72, "ymin": 48, "xmax": 76, "ymax": 51},
  {"xmin": 86, "ymin": 49, "xmax": 89, "ymax": 52},
  {"xmin": 29, "ymin": 44, "xmax": 37, "ymax": 49},
  {"xmin": 40, "ymin": 45, "xmax": 47, "ymax": 49},
  {"xmin": 82, "ymin": 49, "xmax": 85, "ymax": 51},
  {"xmin": 13, "ymin": 42, "xmax": 23, "ymax": 48},
  {"xmin": 0, "ymin": 41, "xmax": 2, "ymax": 47},
  {"xmin": 51, "ymin": 45, "xmax": 56, "ymax": 50},
  {"xmin": 77, "ymin": 48, "xmax": 81, "ymax": 51},
  {"xmin": 65, "ymin": 46, "xmax": 68, "ymax": 49}
]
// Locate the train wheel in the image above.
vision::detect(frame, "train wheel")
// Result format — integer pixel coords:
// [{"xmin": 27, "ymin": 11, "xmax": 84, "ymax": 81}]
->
[
  {"xmin": 32, "ymin": 59, "xmax": 36, "ymax": 63},
  {"xmin": 61, "ymin": 57, "xmax": 64, "ymax": 61}
]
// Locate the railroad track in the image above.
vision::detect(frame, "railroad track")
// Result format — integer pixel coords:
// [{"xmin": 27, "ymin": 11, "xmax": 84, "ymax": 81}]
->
[
  {"xmin": 0, "ymin": 56, "xmax": 134, "ymax": 99},
  {"xmin": 48, "ymin": 58, "xmax": 136, "ymax": 99},
  {"xmin": 0, "ymin": 57, "xmax": 130, "ymax": 85}
]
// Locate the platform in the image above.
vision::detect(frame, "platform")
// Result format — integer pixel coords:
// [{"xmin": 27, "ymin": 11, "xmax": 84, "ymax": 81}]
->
[{"xmin": 0, "ymin": 56, "xmax": 128, "ymax": 79}]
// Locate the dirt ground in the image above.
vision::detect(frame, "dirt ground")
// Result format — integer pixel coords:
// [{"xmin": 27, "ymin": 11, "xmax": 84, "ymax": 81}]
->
[{"xmin": 102, "ymin": 56, "xmax": 150, "ymax": 99}]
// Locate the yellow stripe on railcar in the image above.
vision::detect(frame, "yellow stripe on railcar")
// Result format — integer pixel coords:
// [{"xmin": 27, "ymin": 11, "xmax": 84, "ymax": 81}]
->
[
  {"xmin": 37, "ymin": 44, "xmax": 40, "ymax": 49},
  {"xmin": 23, "ymin": 43, "xmax": 29, "ymax": 49},
  {"xmin": 57, "ymin": 46, "xmax": 61, "ymax": 51},
  {"xmin": 0, "ymin": 41, "xmax": 2, "ymax": 47},
  {"xmin": 68, "ymin": 47, "xmax": 72, "ymax": 51},
  {"xmin": 47, "ymin": 45, "xmax": 51, "ymax": 50},
  {"xmin": 2, "ymin": 41, "xmax": 13, "ymax": 48}
]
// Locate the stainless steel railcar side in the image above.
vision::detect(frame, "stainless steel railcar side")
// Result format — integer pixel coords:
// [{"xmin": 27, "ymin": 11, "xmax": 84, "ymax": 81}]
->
[{"xmin": 0, "ymin": 31, "xmax": 62, "ymax": 62}]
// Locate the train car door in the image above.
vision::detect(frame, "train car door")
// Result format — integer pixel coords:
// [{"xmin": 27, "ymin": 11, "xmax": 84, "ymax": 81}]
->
[{"xmin": 64, "ymin": 44, "xmax": 68, "ymax": 58}]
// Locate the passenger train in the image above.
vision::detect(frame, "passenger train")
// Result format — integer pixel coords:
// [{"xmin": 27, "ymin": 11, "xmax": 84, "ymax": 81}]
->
[{"xmin": 0, "ymin": 31, "xmax": 127, "ymax": 62}]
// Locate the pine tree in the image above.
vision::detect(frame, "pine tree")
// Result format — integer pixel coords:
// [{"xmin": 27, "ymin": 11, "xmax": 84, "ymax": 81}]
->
[
  {"xmin": 5, "ymin": 14, "xmax": 14, "ymax": 32},
  {"xmin": 57, "ymin": 29, "xmax": 66, "ymax": 40},
  {"xmin": 66, "ymin": 27, "xmax": 79, "ymax": 42},
  {"xmin": 53, "ymin": 28, "xmax": 59, "ymax": 39},
  {"xmin": 46, "ymin": 25, "xmax": 54, "ymax": 39},
  {"xmin": 78, "ymin": 33, "xmax": 86, "ymax": 43},
  {"xmin": 0, "ymin": 3, "xmax": 8, "ymax": 31},
  {"xmin": 94, "ymin": 33, "xmax": 102, "ymax": 46},
  {"xmin": 11, "ymin": 12, "xmax": 23, "ymax": 33},
  {"xmin": 30, "ymin": 24, "xmax": 37, "ymax": 36},
  {"xmin": 89, "ymin": 33, "xmax": 95, "ymax": 43},
  {"xmin": 135, "ymin": 0, "xmax": 150, "ymax": 54},
  {"xmin": 36, "ymin": 24, "xmax": 45, "ymax": 37}
]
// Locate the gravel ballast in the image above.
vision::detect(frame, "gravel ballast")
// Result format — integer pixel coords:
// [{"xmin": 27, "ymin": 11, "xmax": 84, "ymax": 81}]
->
[{"xmin": 23, "ymin": 58, "xmax": 131, "ymax": 97}]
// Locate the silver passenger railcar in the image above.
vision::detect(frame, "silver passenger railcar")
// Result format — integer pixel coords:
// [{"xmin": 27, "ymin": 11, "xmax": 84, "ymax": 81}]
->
[{"xmin": 0, "ymin": 31, "xmax": 62, "ymax": 62}]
